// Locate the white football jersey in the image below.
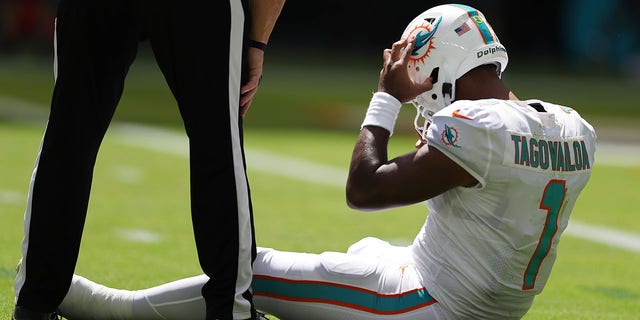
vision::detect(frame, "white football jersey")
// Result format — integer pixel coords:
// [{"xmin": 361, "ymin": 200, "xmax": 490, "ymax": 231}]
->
[{"xmin": 411, "ymin": 99, "xmax": 596, "ymax": 319}]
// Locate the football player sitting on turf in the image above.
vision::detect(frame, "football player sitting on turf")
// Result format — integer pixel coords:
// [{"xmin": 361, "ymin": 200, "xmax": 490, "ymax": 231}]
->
[{"xmin": 53, "ymin": 4, "xmax": 596, "ymax": 320}]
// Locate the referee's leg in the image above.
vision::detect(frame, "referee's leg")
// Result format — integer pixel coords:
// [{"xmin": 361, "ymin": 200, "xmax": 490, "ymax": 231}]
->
[
  {"xmin": 146, "ymin": 1, "xmax": 255, "ymax": 319},
  {"xmin": 14, "ymin": 0, "xmax": 140, "ymax": 315}
]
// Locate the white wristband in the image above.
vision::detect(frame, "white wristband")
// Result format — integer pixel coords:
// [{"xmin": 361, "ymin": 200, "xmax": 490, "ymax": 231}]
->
[{"xmin": 360, "ymin": 92, "xmax": 402, "ymax": 136}]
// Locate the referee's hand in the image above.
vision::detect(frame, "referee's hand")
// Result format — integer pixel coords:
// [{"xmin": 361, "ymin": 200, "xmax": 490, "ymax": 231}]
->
[{"xmin": 240, "ymin": 47, "xmax": 265, "ymax": 117}]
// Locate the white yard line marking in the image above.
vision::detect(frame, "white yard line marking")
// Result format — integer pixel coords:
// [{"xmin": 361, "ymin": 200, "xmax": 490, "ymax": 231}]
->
[
  {"xmin": 595, "ymin": 142, "xmax": 640, "ymax": 168},
  {"xmin": 565, "ymin": 221, "xmax": 640, "ymax": 252},
  {"xmin": 1, "ymin": 95, "xmax": 638, "ymax": 251},
  {"xmin": 0, "ymin": 190, "xmax": 23, "ymax": 205},
  {"xmin": 109, "ymin": 123, "xmax": 640, "ymax": 253},
  {"xmin": 115, "ymin": 228, "xmax": 161, "ymax": 243}
]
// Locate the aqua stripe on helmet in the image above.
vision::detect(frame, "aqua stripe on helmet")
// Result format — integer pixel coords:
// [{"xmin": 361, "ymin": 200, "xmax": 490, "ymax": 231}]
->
[{"xmin": 450, "ymin": 3, "xmax": 495, "ymax": 44}]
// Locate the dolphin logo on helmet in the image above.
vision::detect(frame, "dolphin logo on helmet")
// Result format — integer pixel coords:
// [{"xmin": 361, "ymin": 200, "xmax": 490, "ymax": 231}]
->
[{"xmin": 411, "ymin": 16, "xmax": 442, "ymax": 61}]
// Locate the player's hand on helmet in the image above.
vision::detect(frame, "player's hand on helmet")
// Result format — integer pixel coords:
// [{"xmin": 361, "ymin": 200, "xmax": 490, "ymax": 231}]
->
[{"xmin": 378, "ymin": 37, "xmax": 433, "ymax": 103}]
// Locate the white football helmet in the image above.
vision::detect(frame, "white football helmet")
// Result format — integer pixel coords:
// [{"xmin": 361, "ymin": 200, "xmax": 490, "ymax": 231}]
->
[{"xmin": 401, "ymin": 4, "xmax": 508, "ymax": 139}]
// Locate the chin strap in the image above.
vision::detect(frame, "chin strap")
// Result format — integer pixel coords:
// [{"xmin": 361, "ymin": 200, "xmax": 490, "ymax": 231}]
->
[{"xmin": 442, "ymin": 82, "xmax": 453, "ymax": 103}]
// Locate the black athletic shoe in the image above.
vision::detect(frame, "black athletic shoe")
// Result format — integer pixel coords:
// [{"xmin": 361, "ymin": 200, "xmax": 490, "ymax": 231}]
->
[{"xmin": 12, "ymin": 306, "xmax": 60, "ymax": 320}]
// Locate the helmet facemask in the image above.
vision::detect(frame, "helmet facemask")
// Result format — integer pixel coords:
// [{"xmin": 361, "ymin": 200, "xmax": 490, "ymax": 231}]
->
[{"xmin": 410, "ymin": 66, "xmax": 455, "ymax": 141}]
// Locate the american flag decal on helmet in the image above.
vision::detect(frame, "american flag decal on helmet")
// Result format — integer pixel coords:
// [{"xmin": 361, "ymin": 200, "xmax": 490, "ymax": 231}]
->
[{"xmin": 455, "ymin": 22, "xmax": 471, "ymax": 36}]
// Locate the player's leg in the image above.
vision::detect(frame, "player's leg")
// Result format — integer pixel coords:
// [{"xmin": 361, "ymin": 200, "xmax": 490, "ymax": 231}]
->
[
  {"xmin": 131, "ymin": 275, "xmax": 209, "ymax": 319},
  {"xmin": 346, "ymin": 236, "xmax": 414, "ymax": 264},
  {"xmin": 57, "ymin": 245, "xmax": 448, "ymax": 319},
  {"xmin": 58, "ymin": 275, "xmax": 136, "ymax": 319},
  {"xmin": 252, "ymin": 247, "xmax": 446, "ymax": 320},
  {"xmin": 58, "ymin": 274, "xmax": 208, "ymax": 319},
  {"xmin": 143, "ymin": 0, "xmax": 254, "ymax": 319},
  {"xmin": 14, "ymin": 0, "xmax": 140, "ymax": 314}
]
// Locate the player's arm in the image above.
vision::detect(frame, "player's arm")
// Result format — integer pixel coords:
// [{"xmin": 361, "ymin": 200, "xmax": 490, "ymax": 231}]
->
[
  {"xmin": 240, "ymin": 0, "xmax": 286, "ymax": 116},
  {"xmin": 346, "ymin": 126, "xmax": 475, "ymax": 211},
  {"xmin": 346, "ymin": 37, "xmax": 475, "ymax": 211}
]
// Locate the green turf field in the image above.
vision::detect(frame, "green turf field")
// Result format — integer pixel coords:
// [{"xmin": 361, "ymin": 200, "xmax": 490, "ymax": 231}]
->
[{"xmin": 1, "ymin": 54, "xmax": 639, "ymax": 319}]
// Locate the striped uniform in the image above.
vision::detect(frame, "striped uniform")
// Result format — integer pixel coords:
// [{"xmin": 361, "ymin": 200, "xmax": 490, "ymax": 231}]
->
[{"xmin": 14, "ymin": 0, "xmax": 257, "ymax": 319}]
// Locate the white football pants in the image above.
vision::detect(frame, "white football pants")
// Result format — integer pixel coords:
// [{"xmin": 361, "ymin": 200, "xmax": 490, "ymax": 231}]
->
[{"xmin": 59, "ymin": 237, "xmax": 450, "ymax": 319}]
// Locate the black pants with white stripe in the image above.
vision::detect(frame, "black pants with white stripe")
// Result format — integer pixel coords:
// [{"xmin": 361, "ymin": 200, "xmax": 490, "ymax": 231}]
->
[{"xmin": 15, "ymin": 1, "xmax": 257, "ymax": 319}]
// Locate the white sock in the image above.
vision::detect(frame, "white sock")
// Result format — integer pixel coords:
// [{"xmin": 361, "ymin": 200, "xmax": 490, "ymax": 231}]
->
[{"xmin": 59, "ymin": 275, "xmax": 135, "ymax": 319}]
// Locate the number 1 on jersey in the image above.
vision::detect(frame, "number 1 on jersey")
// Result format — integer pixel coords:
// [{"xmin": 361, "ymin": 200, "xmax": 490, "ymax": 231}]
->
[{"xmin": 523, "ymin": 179, "xmax": 566, "ymax": 290}]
